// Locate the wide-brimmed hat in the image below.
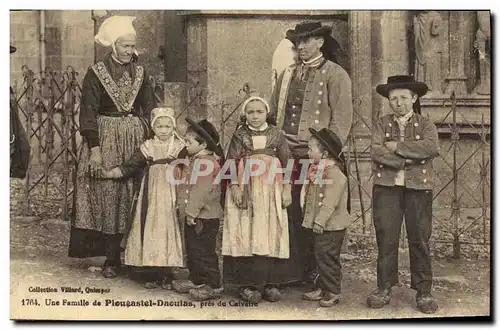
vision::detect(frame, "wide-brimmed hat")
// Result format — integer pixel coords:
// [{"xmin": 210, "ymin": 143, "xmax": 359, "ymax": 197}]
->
[
  {"xmin": 309, "ymin": 127, "xmax": 343, "ymax": 160},
  {"xmin": 10, "ymin": 45, "xmax": 16, "ymax": 54},
  {"xmin": 376, "ymin": 75, "xmax": 428, "ymax": 98},
  {"xmin": 286, "ymin": 21, "xmax": 332, "ymax": 42},
  {"xmin": 185, "ymin": 117, "xmax": 223, "ymax": 157}
]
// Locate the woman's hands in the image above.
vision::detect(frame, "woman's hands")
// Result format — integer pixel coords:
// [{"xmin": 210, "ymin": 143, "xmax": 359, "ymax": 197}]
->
[{"xmin": 89, "ymin": 147, "xmax": 103, "ymax": 177}]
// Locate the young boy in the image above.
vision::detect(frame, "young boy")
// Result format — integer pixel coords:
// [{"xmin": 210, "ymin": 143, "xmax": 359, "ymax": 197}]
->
[
  {"xmin": 171, "ymin": 117, "xmax": 225, "ymax": 301},
  {"xmin": 367, "ymin": 75, "xmax": 439, "ymax": 314},
  {"xmin": 301, "ymin": 127, "xmax": 351, "ymax": 307}
]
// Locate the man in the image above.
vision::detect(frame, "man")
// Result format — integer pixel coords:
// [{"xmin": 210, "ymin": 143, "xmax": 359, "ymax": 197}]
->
[
  {"xmin": 368, "ymin": 75, "xmax": 440, "ymax": 314},
  {"xmin": 270, "ymin": 20, "xmax": 353, "ymax": 283},
  {"xmin": 10, "ymin": 45, "xmax": 30, "ymax": 179}
]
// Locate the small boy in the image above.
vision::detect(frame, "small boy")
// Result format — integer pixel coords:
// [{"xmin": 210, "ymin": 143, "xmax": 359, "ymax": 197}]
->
[
  {"xmin": 301, "ymin": 127, "xmax": 351, "ymax": 307},
  {"xmin": 171, "ymin": 117, "xmax": 225, "ymax": 301}
]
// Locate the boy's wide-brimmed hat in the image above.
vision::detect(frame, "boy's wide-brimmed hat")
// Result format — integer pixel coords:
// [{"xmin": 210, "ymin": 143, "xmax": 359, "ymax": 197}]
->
[
  {"xmin": 10, "ymin": 45, "xmax": 16, "ymax": 54},
  {"xmin": 376, "ymin": 75, "xmax": 428, "ymax": 98},
  {"xmin": 286, "ymin": 21, "xmax": 333, "ymax": 42},
  {"xmin": 185, "ymin": 117, "xmax": 223, "ymax": 157},
  {"xmin": 309, "ymin": 127, "xmax": 343, "ymax": 160}
]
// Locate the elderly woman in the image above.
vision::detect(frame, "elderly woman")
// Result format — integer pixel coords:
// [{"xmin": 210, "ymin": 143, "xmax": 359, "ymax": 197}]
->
[{"xmin": 68, "ymin": 16, "xmax": 156, "ymax": 278}]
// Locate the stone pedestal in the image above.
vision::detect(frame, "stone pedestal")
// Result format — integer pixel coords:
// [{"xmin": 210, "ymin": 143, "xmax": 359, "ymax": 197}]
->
[{"xmin": 421, "ymin": 96, "xmax": 490, "ymax": 134}]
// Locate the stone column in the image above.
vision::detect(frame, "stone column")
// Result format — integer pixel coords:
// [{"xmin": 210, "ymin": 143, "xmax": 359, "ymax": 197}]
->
[
  {"xmin": 163, "ymin": 11, "xmax": 189, "ymax": 133},
  {"xmin": 473, "ymin": 11, "xmax": 491, "ymax": 95},
  {"xmin": 349, "ymin": 11, "xmax": 372, "ymax": 139},
  {"xmin": 371, "ymin": 11, "xmax": 410, "ymax": 120},
  {"xmin": 445, "ymin": 11, "xmax": 469, "ymax": 96},
  {"xmin": 186, "ymin": 16, "xmax": 208, "ymax": 120},
  {"xmin": 44, "ymin": 11, "xmax": 62, "ymax": 72}
]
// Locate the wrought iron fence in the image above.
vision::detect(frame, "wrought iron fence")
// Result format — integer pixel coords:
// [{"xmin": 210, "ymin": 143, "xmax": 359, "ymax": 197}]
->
[{"xmin": 12, "ymin": 66, "xmax": 82, "ymax": 222}]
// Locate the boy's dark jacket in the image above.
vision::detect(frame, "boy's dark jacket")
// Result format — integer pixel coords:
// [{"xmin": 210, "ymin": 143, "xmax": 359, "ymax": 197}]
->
[
  {"xmin": 177, "ymin": 152, "xmax": 224, "ymax": 220},
  {"xmin": 371, "ymin": 112, "xmax": 439, "ymax": 190}
]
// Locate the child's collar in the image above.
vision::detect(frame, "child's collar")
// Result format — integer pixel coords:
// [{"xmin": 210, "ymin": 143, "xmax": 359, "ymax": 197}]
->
[
  {"xmin": 247, "ymin": 122, "xmax": 268, "ymax": 132},
  {"xmin": 318, "ymin": 157, "xmax": 338, "ymax": 169},
  {"xmin": 191, "ymin": 149, "xmax": 213, "ymax": 159}
]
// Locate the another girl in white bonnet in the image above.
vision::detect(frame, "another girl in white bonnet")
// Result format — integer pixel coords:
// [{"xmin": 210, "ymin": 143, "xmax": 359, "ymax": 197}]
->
[
  {"xmin": 69, "ymin": 15, "xmax": 156, "ymax": 279},
  {"xmin": 100, "ymin": 107, "xmax": 188, "ymax": 289},
  {"xmin": 222, "ymin": 95, "xmax": 295, "ymax": 303}
]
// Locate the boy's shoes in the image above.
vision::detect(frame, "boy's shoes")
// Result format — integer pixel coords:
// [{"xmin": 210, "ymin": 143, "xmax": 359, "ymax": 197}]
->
[
  {"xmin": 239, "ymin": 287, "xmax": 262, "ymax": 304},
  {"xmin": 161, "ymin": 277, "xmax": 172, "ymax": 290},
  {"xmin": 144, "ymin": 277, "xmax": 173, "ymax": 290},
  {"xmin": 263, "ymin": 287, "xmax": 281, "ymax": 302},
  {"xmin": 319, "ymin": 292, "xmax": 341, "ymax": 307},
  {"xmin": 172, "ymin": 279, "xmax": 196, "ymax": 293},
  {"xmin": 367, "ymin": 288, "xmax": 392, "ymax": 309},
  {"xmin": 302, "ymin": 270, "xmax": 319, "ymax": 284},
  {"xmin": 143, "ymin": 281, "xmax": 159, "ymax": 289},
  {"xmin": 101, "ymin": 266, "xmax": 118, "ymax": 279},
  {"xmin": 302, "ymin": 289, "xmax": 324, "ymax": 301},
  {"xmin": 416, "ymin": 292, "xmax": 438, "ymax": 314},
  {"xmin": 189, "ymin": 285, "xmax": 223, "ymax": 301}
]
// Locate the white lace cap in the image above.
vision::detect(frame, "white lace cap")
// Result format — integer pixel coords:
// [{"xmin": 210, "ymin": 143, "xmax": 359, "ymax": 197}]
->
[{"xmin": 95, "ymin": 16, "xmax": 137, "ymax": 48}]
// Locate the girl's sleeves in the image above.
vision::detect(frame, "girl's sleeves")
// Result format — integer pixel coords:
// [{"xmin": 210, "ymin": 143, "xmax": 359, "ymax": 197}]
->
[{"xmin": 118, "ymin": 149, "xmax": 147, "ymax": 177}]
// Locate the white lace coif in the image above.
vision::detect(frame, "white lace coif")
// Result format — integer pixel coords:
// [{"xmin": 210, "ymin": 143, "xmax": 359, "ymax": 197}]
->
[
  {"xmin": 94, "ymin": 16, "xmax": 137, "ymax": 48},
  {"xmin": 151, "ymin": 107, "xmax": 176, "ymax": 128}
]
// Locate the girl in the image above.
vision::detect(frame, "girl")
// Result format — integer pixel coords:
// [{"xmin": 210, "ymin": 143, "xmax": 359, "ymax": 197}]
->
[
  {"xmin": 222, "ymin": 95, "xmax": 293, "ymax": 303},
  {"xmin": 99, "ymin": 107, "xmax": 187, "ymax": 289}
]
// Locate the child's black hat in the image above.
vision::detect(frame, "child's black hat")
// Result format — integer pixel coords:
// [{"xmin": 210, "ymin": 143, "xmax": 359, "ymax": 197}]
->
[
  {"xmin": 185, "ymin": 117, "xmax": 223, "ymax": 157},
  {"xmin": 309, "ymin": 127, "xmax": 343, "ymax": 161}
]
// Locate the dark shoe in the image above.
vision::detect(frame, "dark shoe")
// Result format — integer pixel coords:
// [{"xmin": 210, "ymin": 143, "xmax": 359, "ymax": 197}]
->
[
  {"xmin": 319, "ymin": 292, "xmax": 341, "ymax": 307},
  {"xmin": 239, "ymin": 287, "xmax": 262, "ymax": 304},
  {"xmin": 302, "ymin": 289, "xmax": 324, "ymax": 301},
  {"xmin": 367, "ymin": 288, "xmax": 392, "ymax": 309},
  {"xmin": 144, "ymin": 281, "xmax": 159, "ymax": 289},
  {"xmin": 161, "ymin": 277, "xmax": 173, "ymax": 290},
  {"xmin": 189, "ymin": 285, "xmax": 223, "ymax": 301},
  {"xmin": 302, "ymin": 270, "xmax": 319, "ymax": 284},
  {"xmin": 101, "ymin": 266, "xmax": 117, "ymax": 279},
  {"xmin": 263, "ymin": 287, "xmax": 281, "ymax": 302},
  {"xmin": 172, "ymin": 279, "xmax": 196, "ymax": 293},
  {"xmin": 416, "ymin": 293, "xmax": 438, "ymax": 314}
]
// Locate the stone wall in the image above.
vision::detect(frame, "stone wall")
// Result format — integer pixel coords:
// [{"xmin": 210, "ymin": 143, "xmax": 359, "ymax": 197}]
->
[
  {"xmin": 10, "ymin": 11, "xmax": 41, "ymax": 89},
  {"xmin": 10, "ymin": 10, "xmax": 94, "ymax": 87}
]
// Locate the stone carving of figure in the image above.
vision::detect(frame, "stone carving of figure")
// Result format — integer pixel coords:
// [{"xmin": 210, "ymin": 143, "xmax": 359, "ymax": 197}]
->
[
  {"xmin": 473, "ymin": 11, "xmax": 490, "ymax": 95},
  {"xmin": 414, "ymin": 11, "xmax": 443, "ymax": 96}
]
